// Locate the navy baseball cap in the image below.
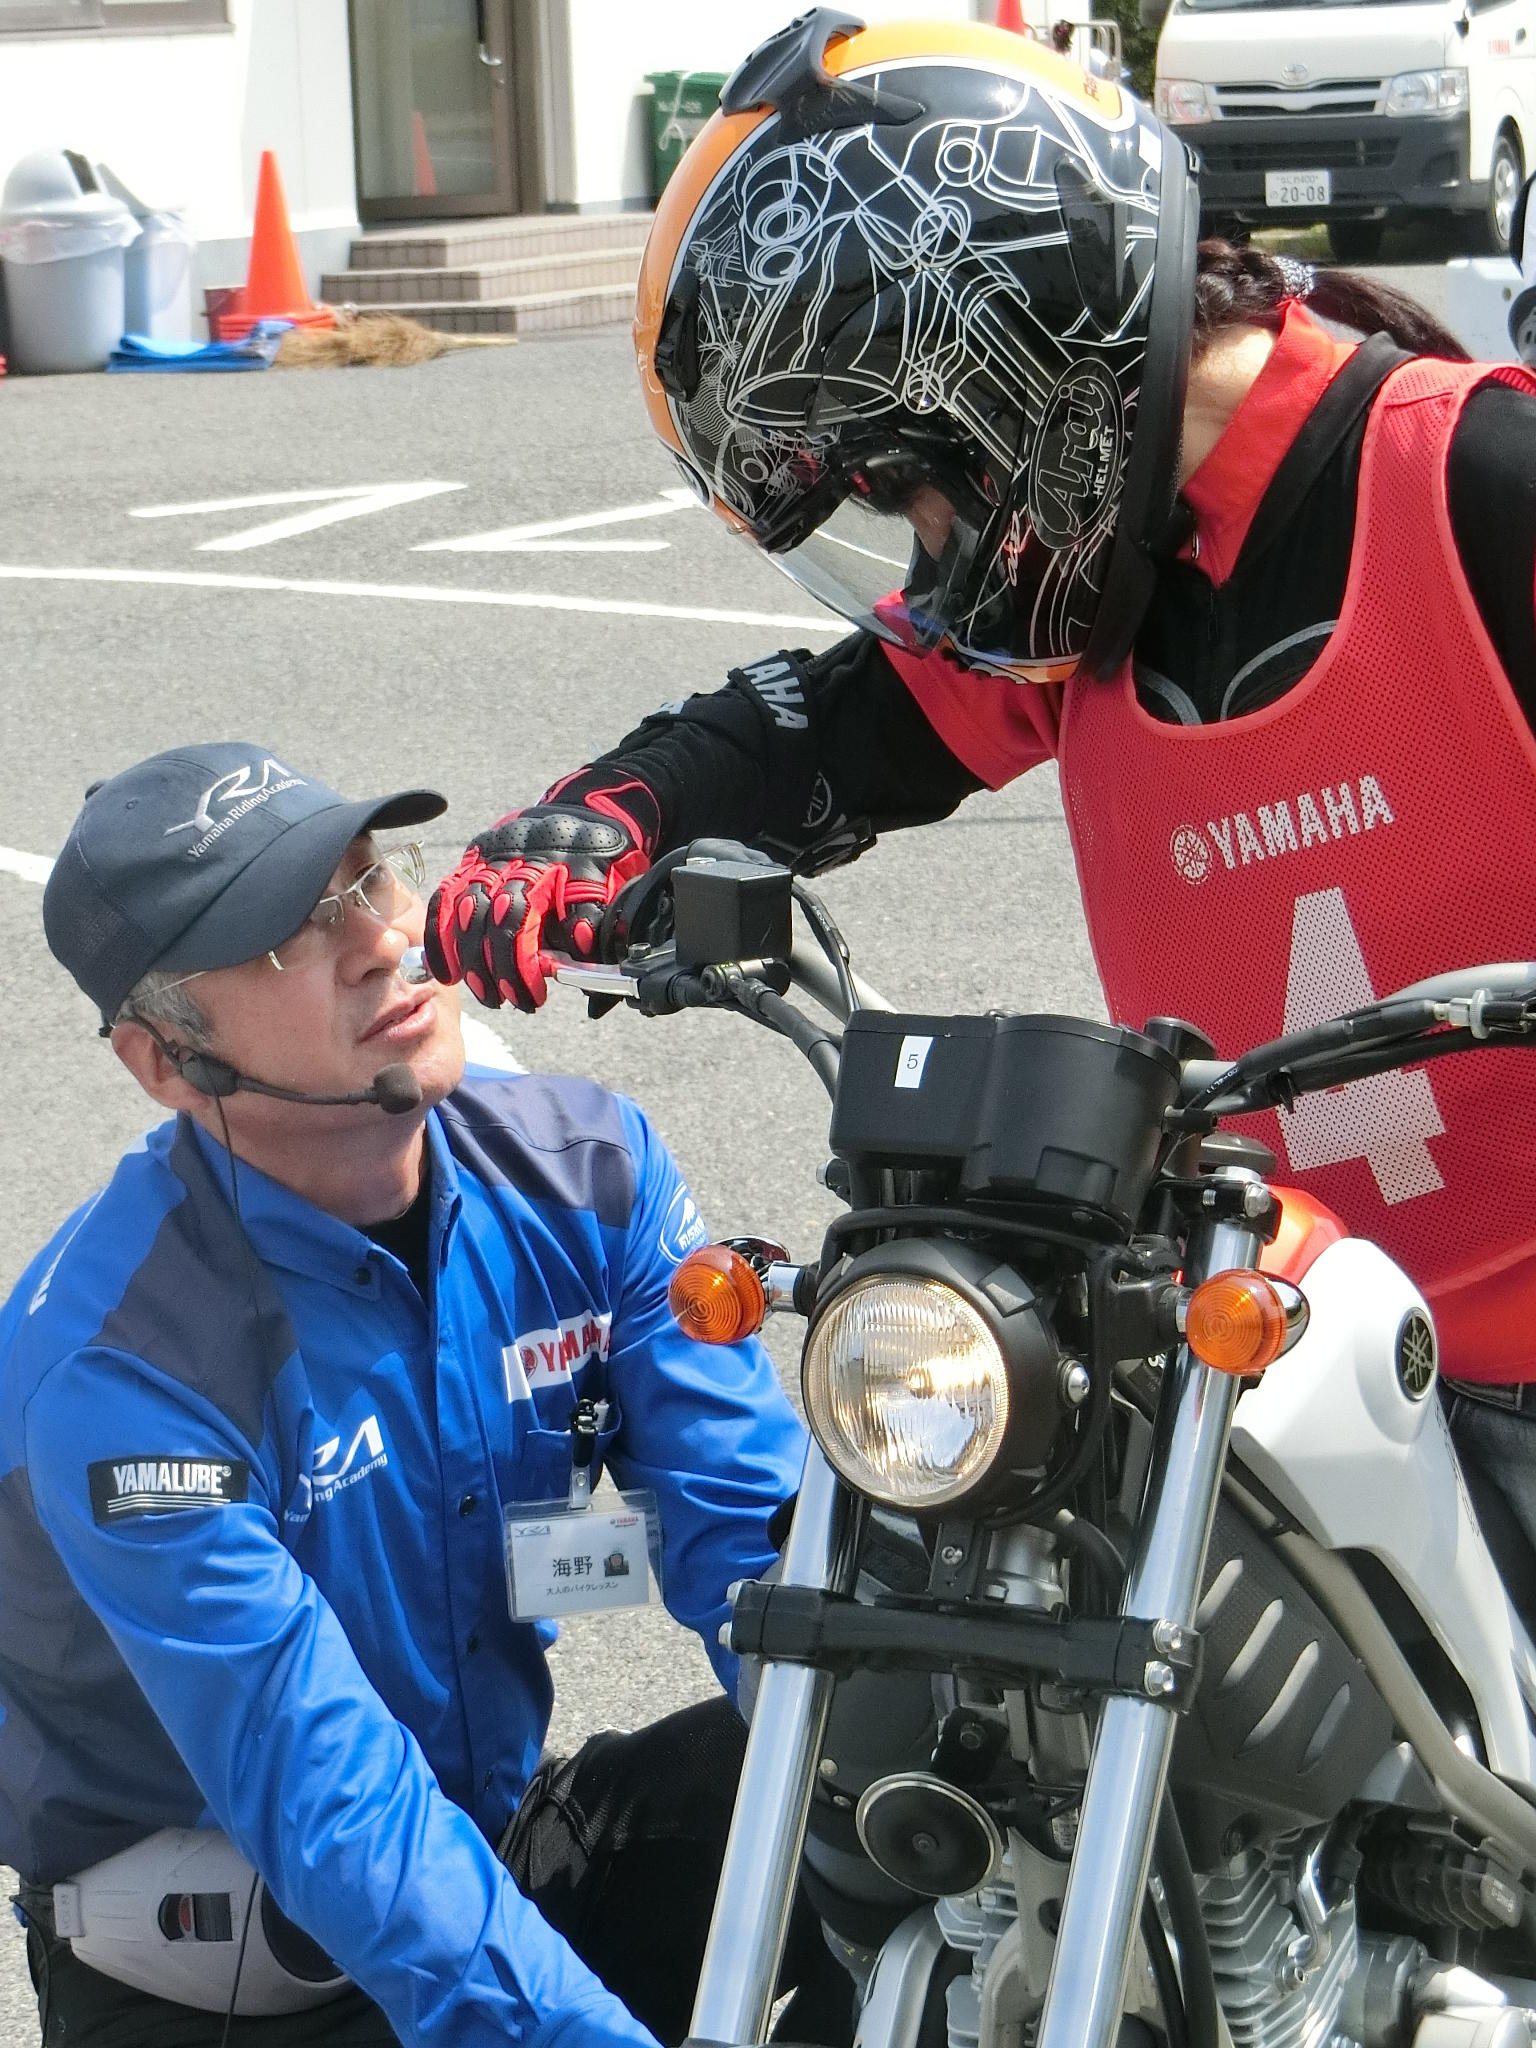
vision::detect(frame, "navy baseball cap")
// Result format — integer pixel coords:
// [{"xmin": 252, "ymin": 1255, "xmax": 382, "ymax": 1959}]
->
[{"xmin": 44, "ymin": 743, "xmax": 447, "ymax": 1020}]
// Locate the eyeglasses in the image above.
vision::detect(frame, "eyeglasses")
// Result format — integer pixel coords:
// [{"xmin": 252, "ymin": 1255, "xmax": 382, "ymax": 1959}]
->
[{"xmin": 267, "ymin": 841, "xmax": 426, "ymax": 970}]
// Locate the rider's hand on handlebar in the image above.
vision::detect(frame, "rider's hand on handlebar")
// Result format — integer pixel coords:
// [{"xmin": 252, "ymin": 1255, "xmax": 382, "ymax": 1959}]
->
[{"xmin": 425, "ymin": 789, "xmax": 656, "ymax": 1011}]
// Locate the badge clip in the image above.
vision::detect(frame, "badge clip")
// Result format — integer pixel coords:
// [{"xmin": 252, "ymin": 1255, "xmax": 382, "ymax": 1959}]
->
[{"xmin": 569, "ymin": 1398, "xmax": 601, "ymax": 1508}]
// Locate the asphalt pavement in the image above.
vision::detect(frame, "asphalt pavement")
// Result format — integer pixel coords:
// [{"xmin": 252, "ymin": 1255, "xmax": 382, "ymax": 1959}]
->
[{"xmin": 0, "ymin": 245, "xmax": 1466, "ymax": 2042}]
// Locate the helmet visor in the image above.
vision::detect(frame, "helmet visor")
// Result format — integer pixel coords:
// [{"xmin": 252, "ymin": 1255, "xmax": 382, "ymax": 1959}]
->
[
  {"xmin": 766, "ymin": 435, "xmax": 1117, "ymax": 680},
  {"xmin": 766, "ymin": 489, "xmax": 998, "ymax": 660}
]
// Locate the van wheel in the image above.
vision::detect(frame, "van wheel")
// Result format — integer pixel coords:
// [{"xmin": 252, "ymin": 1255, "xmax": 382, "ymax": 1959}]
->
[
  {"xmin": 1479, "ymin": 128, "xmax": 1524, "ymax": 253},
  {"xmin": 1511, "ymin": 287, "xmax": 1536, "ymax": 366},
  {"xmin": 1326, "ymin": 219, "xmax": 1384, "ymax": 263}
]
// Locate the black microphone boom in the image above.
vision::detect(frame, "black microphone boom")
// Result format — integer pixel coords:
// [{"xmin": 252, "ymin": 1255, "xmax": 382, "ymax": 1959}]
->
[
  {"xmin": 224, "ymin": 1065, "xmax": 424, "ymax": 1113},
  {"xmin": 166, "ymin": 1039, "xmax": 424, "ymax": 1115}
]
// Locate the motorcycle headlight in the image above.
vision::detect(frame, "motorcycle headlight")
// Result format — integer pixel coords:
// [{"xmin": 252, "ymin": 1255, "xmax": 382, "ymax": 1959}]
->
[{"xmin": 803, "ymin": 1276, "xmax": 1011, "ymax": 1512}]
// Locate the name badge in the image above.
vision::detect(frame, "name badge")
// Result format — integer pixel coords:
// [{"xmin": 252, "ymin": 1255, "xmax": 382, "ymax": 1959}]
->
[{"xmin": 504, "ymin": 1492, "xmax": 661, "ymax": 1622}]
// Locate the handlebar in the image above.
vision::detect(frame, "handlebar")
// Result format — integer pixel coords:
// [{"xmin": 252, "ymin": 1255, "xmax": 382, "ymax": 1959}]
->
[{"xmin": 407, "ymin": 847, "xmax": 1536, "ymax": 1125}]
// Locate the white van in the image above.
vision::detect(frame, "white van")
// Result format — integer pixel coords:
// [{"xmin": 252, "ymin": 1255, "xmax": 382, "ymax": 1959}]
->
[{"xmin": 1144, "ymin": 0, "xmax": 1536, "ymax": 259}]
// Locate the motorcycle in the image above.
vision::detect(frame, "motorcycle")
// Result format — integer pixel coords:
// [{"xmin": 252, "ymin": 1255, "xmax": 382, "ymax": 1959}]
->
[{"xmin": 517, "ymin": 843, "xmax": 1536, "ymax": 2048}]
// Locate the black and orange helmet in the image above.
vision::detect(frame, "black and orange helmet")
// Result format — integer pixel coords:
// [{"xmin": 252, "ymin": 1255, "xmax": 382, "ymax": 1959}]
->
[{"xmin": 635, "ymin": 11, "xmax": 1198, "ymax": 682}]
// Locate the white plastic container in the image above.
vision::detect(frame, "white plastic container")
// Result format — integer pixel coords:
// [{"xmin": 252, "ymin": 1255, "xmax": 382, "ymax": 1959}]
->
[
  {"xmin": 0, "ymin": 149, "xmax": 137, "ymax": 373},
  {"xmin": 96, "ymin": 162, "xmax": 194, "ymax": 342}
]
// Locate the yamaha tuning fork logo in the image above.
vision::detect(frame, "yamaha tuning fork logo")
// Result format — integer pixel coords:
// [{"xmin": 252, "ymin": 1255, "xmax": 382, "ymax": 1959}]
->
[
  {"xmin": 1170, "ymin": 826, "xmax": 1212, "ymax": 884},
  {"xmin": 1395, "ymin": 1311, "xmax": 1437, "ymax": 1400}
]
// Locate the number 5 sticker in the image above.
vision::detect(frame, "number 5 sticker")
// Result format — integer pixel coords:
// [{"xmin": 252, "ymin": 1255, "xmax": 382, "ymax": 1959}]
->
[{"xmin": 1276, "ymin": 889, "xmax": 1445, "ymax": 1205}]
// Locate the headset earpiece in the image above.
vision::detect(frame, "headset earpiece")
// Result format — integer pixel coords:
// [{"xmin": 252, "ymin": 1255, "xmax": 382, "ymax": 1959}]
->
[{"xmin": 177, "ymin": 1051, "xmax": 242, "ymax": 1099}]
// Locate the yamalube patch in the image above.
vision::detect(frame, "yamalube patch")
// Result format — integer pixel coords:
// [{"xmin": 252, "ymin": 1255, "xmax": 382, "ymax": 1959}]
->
[
  {"xmin": 89, "ymin": 1457, "xmax": 250, "ymax": 1524},
  {"xmin": 659, "ymin": 1184, "xmax": 709, "ymax": 1266}
]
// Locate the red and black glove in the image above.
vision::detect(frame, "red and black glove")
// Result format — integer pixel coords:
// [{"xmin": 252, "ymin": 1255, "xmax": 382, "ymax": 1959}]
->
[{"xmin": 425, "ymin": 775, "xmax": 659, "ymax": 1011}]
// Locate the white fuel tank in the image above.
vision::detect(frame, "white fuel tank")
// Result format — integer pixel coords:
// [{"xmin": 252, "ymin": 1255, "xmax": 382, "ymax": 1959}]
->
[{"xmin": 1231, "ymin": 1237, "xmax": 1536, "ymax": 1790}]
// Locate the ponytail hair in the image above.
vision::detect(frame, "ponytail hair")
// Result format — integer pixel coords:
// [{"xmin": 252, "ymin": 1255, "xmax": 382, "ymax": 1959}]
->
[{"xmin": 1191, "ymin": 239, "xmax": 1469, "ymax": 362}]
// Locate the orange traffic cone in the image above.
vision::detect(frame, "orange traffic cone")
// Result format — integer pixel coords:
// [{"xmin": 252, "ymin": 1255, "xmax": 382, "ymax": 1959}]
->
[
  {"xmin": 217, "ymin": 150, "xmax": 336, "ymax": 341},
  {"xmin": 411, "ymin": 111, "xmax": 438, "ymax": 198},
  {"xmin": 995, "ymin": 0, "xmax": 1029, "ymax": 29}
]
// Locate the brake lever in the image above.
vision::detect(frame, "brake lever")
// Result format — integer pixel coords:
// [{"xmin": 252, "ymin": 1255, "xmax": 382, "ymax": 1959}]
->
[
  {"xmin": 592, "ymin": 851, "xmax": 687, "ymax": 968},
  {"xmin": 548, "ymin": 961, "xmax": 639, "ymax": 999},
  {"xmin": 550, "ymin": 945, "xmax": 734, "ymax": 1019}
]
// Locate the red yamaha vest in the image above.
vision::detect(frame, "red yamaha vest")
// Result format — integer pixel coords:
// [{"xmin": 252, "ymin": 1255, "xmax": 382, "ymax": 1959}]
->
[{"xmin": 1059, "ymin": 356, "xmax": 1536, "ymax": 1384}]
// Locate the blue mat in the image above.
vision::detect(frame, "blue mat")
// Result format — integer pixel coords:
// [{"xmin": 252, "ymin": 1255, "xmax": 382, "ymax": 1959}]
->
[{"xmin": 107, "ymin": 319, "xmax": 293, "ymax": 372}]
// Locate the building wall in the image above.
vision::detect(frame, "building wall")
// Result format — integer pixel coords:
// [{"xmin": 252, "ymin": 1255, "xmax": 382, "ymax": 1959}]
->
[
  {"xmin": 546, "ymin": 0, "xmax": 1029, "ymax": 211},
  {"xmin": 0, "ymin": 0, "xmax": 357, "ymax": 292}
]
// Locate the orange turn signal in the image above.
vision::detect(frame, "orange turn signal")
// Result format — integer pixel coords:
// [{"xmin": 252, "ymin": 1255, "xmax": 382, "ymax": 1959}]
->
[
  {"xmin": 1184, "ymin": 1270, "xmax": 1289, "ymax": 1376},
  {"xmin": 668, "ymin": 1244, "xmax": 766, "ymax": 1345}
]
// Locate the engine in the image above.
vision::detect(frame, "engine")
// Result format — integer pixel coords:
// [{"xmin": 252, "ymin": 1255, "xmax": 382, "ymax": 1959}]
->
[
  {"xmin": 920, "ymin": 1831, "xmax": 1534, "ymax": 2048},
  {"xmin": 1198, "ymin": 1847, "xmax": 1359, "ymax": 2048}
]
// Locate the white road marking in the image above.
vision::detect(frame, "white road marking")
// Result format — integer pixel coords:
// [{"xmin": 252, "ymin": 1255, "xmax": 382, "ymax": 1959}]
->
[
  {"xmin": 474, "ymin": 540, "xmax": 670, "ymax": 554},
  {"xmin": 417, "ymin": 486, "xmax": 698, "ymax": 554},
  {"xmin": 1, "ymin": 842, "xmax": 526, "ymax": 1075},
  {"xmin": 130, "ymin": 483, "xmax": 465, "ymax": 553},
  {"xmin": 0, "ymin": 845, "xmax": 54, "ymax": 885},
  {"xmin": 461, "ymin": 1018, "xmax": 524, "ymax": 1073},
  {"xmin": 0, "ymin": 563, "xmax": 840, "ymax": 632}
]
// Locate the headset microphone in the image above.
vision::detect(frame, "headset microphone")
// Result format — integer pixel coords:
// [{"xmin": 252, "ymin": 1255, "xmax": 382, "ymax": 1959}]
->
[
  {"xmin": 366, "ymin": 1065, "xmax": 424, "ymax": 1115},
  {"xmin": 177, "ymin": 1054, "xmax": 424, "ymax": 1116},
  {"xmin": 138, "ymin": 1026, "xmax": 424, "ymax": 1116}
]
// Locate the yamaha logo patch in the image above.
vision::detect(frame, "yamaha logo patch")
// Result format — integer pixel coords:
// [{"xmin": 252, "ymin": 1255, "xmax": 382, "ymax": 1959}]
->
[
  {"xmin": 1395, "ymin": 1311, "xmax": 1437, "ymax": 1401},
  {"xmin": 89, "ymin": 1457, "xmax": 250, "ymax": 1524}
]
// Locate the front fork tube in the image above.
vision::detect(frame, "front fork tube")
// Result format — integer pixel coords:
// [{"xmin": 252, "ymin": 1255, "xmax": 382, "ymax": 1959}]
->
[
  {"xmin": 689, "ymin": 1443, "xmax": 862, "ymax": 2046},
  {"xmin": 1034, "ymin": 1203, "xmax": 1262, "ymax": 2048}
]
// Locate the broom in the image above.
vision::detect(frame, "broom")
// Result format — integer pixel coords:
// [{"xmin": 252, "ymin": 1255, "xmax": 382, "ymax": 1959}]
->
[{"xmin": 276, "ymin": 308, "xmax": 517, "ymax": 369}]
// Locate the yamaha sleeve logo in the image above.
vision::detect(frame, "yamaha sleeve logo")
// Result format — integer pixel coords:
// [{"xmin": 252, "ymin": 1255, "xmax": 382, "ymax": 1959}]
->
[{"xmin": 89, "ymin": 1457, "xmax": 251, "ymax": 1524}]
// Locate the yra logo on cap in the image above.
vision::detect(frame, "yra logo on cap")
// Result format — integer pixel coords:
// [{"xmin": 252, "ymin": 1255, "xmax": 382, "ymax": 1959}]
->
[
  {"xmin": 163, "ymin": 757, "xmax": 306, "ymax": 857},
  {"xmin": 43, "ymin": 741, "xmax": 447, "ymax": 1019}
]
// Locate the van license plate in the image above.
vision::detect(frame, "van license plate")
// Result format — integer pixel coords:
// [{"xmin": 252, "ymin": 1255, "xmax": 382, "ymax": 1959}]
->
[{"xmin": 1265, "ymin": 169, "xmax": 1331, "ymax": 207}]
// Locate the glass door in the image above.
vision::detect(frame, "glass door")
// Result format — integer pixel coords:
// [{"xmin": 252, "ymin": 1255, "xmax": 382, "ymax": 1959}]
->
[{"xmin": 350, "ymin": 0, "xmax": 518, "ymax": 222}]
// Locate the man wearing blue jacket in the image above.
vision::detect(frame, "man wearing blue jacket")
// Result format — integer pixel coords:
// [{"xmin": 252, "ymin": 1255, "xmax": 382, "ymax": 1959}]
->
[{"xmin": 0, "ymin": 744, "xmax": 813, "ymax": 2047}]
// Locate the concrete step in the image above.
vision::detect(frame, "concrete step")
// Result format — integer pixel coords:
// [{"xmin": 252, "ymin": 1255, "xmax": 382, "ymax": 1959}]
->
[
  {"xmin": 349, "ymin": 211, "xmax": 653, "ymax": 271},
  {"xmin": 323, "ymin": 245, "xmax": 641, "ymax": 306},
  {"xmin": 328, "ymin": 285, "xmax": 635, "ymax": 336}
]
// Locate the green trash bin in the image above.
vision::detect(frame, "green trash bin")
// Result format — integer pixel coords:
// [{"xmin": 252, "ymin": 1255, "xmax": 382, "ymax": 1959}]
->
[{"xmin": 645, "ymin": 71, "xmax": 729, "ymax": 198}]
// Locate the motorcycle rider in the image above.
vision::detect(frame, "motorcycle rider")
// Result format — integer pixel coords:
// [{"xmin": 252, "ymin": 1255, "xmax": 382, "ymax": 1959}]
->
[
  {"xmin": 424, "ymin": 17, "xmax": 1536, "ymax": 1566},
  {"xmin": 0, "ymin": 743, "xmax": 837, "ymax": 2048}
]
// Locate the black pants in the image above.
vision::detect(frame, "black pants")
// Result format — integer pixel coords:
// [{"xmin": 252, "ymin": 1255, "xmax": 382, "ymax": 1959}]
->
[{"xmin": 23, "ymin": 1697, "xmax": 850, "ymax": 2048}]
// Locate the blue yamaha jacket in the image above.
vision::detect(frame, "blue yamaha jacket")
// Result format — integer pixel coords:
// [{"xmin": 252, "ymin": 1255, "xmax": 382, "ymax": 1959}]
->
[{"xmin": 0, "ymin": 1072, "xmax": 808, "ymax": 2048}]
